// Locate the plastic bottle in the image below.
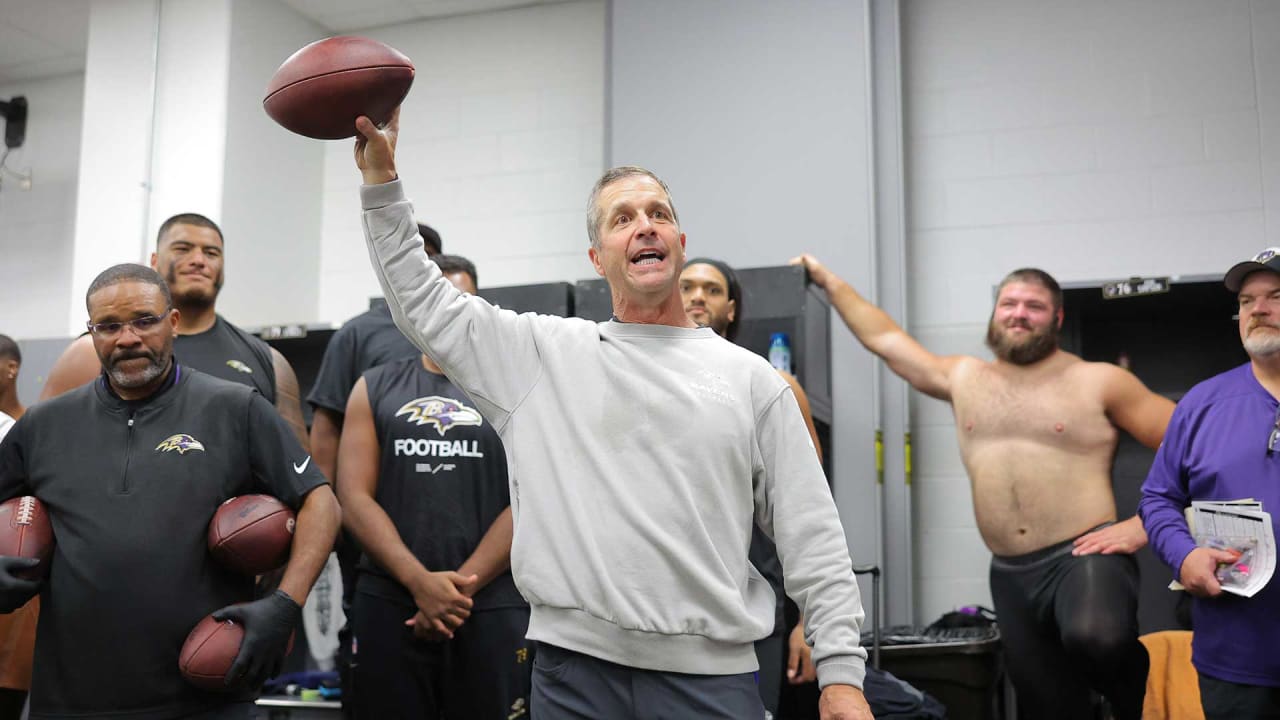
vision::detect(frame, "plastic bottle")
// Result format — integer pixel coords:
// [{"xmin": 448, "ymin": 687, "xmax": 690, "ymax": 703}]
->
[{"xmin": 768, "ymin": 332, "xmax": 792, "ymax": 373}]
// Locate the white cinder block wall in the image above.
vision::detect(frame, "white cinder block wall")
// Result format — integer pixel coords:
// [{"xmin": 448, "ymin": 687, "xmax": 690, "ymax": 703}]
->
[
  {"xmin": 0, "ymin": 73, "xmax": 84, "ymax": 340},
  {"xmin": 903, "ymin": 0, "xmax": 1280, "ymax": 623},
  {"xmin": 316, "ymin": 1, "xmax": 605, "ymax": 322}
]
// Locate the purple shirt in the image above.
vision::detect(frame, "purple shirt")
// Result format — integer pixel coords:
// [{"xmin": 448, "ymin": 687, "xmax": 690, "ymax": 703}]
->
[{"xmin": 1139, "ymin": 362, "xmax": 1280, "ymax": 687}]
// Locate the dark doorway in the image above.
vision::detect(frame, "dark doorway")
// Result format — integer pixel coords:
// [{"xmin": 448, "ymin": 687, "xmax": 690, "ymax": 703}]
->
[{"xmin": 1060, "ymin": 278, "xmax": 1246, "ymax": 633}]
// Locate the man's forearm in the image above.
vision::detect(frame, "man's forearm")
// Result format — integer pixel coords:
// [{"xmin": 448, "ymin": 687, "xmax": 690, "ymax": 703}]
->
[
  {"xmin": 823, "ymin": 280, "xmax": 904, "ymax": 357},
  {"xmin": 457, "ymin": 507, "xmax": 513, "ymax": 593},
  {"xmin": 309, "ymin": 408, "xmax": 343, "ymax": 484},
  {"xmin": 278, "ymin": 485, "xmax": 342, "ymax": 605},
  {"xmin": 341, "ymin": 490, "xmax": 436, "ymax": 595}
]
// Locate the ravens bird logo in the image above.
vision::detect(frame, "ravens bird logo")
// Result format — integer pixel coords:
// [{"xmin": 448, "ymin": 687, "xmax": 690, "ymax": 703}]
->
[
  {"xmin": 155, "ymin": 434, "xmax": 206, "ymax": 454},
  {"xmin": 226, "ymin": 360, "xmax": 253, "ymax": 374},
  {"xmin": 395, "ymin": 396, "xmax": 483, "ymax": 436}
]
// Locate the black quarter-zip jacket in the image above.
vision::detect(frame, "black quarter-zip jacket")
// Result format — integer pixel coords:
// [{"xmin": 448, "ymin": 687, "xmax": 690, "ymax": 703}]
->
[{"xmin": 0, "ymin": 365, "xmax": 326, "ymax": 719}]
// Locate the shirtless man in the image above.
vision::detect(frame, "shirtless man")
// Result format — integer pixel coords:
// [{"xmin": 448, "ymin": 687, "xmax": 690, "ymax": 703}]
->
[
  {"xmin": 793, "ymin": 255, "xmax": 1174, "ymax": 720},
  {"xmin": 40, "ymin": 214, "xmax": 308, "ymax": 445}
]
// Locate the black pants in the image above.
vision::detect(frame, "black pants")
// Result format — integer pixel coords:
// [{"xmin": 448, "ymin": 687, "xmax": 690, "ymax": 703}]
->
[
  {"xmin": 1200, "ymin": 673, "xmax": 1280, "ymax": 719},
  {"xmin": 349, "ymin": 592, "xmax": 532, "ymax": 719},
  {"xmin": 531, "ymin": 643, "xmax": 765, "ymax": 720},
  {"xmin": 989, "ymin": 536, "xmax": 1148, "ymax": 720}
]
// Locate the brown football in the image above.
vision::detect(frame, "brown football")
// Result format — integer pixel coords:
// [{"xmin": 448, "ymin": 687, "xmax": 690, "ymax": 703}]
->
[
  {"xmin": 263, "ymin": 35, "xmax": 414, "ymax": 139},
  {"xmin": 0, "ymin": 496, "xmax": 53, "ymax": 579},
  {"xmin": 179, "ymin": 613, "xmax": 244, "ymax": 691},
  {"xmin": 207, "ymin": 495, "xmax": 294, "ymax": 576},
  {"xmin": 179, "ymin": 612, "xmax": 296, "ymax": 691}
]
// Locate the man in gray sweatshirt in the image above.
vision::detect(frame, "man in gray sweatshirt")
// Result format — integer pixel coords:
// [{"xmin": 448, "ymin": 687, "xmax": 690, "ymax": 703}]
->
[{"xmin": 350, "ymin": 109, "xmax": 872, "ymax": 720}]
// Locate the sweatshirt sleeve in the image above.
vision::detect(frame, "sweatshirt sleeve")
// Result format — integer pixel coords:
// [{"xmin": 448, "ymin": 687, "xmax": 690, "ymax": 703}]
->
[
  {"xmin": 755, "ymin": 384, "xmax": 867, "ymax": 689},
  {"xmin": 360, "ymin": 180, "xmax": 545, "ymax": 426},
  {"xmin": 1138, "ymin": 402, "xmax": 1198, "ymax": 580}
]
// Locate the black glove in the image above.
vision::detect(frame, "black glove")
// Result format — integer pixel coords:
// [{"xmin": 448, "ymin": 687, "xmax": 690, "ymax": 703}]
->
[
  {"xmin": 212, "ymin": 589, "xmax": 302, "ymax": 690},
  {"xmin": 0, "ymin": 557, "xmax": 41, "ymax": 613}
]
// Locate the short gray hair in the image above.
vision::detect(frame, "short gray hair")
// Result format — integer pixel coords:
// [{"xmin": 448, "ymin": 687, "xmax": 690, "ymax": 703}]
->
[{"xmin": 585, "ymin": 166, "xmax": 680, "ymax": 249}]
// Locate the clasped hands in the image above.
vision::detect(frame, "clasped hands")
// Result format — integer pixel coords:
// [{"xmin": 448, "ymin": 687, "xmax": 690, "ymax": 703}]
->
[{"xmin": 405, "ymin": 570, "xmax": 478, "ymax": 641}]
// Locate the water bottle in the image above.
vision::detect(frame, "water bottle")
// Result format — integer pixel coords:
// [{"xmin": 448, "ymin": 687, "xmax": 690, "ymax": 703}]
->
[{"xmin": 768, "ymin": 332, "xmax": 792, "ymax": 373}]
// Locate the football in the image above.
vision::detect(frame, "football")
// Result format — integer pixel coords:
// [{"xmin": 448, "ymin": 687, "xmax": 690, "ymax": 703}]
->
[
  {"xmin": 207, "ymin": 495, "xmax": 295, "ymax": 576},
  {"xmin": 179, "ymin": 613, "xmax": 242, "ymax": 691},
  {"xmin": 0, "ymin": 496, "xmax": 53, "ymax": 579},
  {"xmin": 263, "ymin": 35, "xmax": 414, "ymax": 139},
  {"xmin": 179, "ymin": 611, "xmax": 296, "ymax": 691}
]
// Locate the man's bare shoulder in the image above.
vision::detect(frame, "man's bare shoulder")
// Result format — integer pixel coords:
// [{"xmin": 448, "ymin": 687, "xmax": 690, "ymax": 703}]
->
[
  {"xmin": 1070, "ymin": 356, "xmax": 1134, "ymax": 387},
  {"xmin": 40, "ymin": 335, "xmax": 99, "ymax": 401},
  {"xmin": 947, "ymin": 354, "xmax": 994, "ymax": 385}
]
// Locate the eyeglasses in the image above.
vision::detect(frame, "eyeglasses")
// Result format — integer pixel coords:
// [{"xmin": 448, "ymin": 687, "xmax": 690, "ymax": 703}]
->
[
  {"xmin": 1269, "ymin": 406, "xmax": 1280, "ymax": 454},
  {"xmin": 86, "ymin": 312, "xmax": 170, "ymax": 338}
]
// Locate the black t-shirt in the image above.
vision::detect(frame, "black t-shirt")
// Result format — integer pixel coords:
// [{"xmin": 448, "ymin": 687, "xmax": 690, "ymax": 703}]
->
[
  {"xmin": 175, "ymin": 315, "xmax": 276, "ymax": 403},
  {"xmin": 355, "ymin": 357, "xmax": 524, "ymax": 612},
  {"xmin": 306, "ymin": 301, "xmax": 419, "ymax": 415},
  {"xmin": 0, "ymin": 366, "xmax": 326, "ymax": 719}
]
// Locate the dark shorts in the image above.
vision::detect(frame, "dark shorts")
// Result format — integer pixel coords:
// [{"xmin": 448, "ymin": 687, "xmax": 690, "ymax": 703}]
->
[
  {"xmin": 349, "ymin": 591, "xmax": 532, "ymax": 720},
  {"xmin": 989, "ymin": 530, "xmax": 1148, "ymax": 720}
]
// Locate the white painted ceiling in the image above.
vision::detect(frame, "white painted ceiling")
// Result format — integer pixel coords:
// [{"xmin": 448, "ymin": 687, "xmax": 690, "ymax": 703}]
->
[{"xmin": 0, "ymin": 0, "xmax": 566, "ymax": 86}]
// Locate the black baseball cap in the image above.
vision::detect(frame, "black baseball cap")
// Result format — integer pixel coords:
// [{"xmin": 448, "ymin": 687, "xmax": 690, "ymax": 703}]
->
[{"xmin": 1224, "ymin": 247, "xmax": 1280, "ymax": 292}]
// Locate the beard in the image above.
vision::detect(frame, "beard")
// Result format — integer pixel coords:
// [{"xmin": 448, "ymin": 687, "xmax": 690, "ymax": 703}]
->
[
  {"xmin": 106, "ymin": 348, "xmax": 170, "ymax": 389},
  {"xmin": 986, "ymin": 318, "xmax": 1058, "ymax": 365},
  {"xmin": 164, "ymin": 263, "xmax": 222, "ymax": 309},
  {"xmin": 1244, "ymin": 322, "xmax": 1280, "ymax": 357},
  {"xmin": 686, "ymin": 305, "xmax": 729, "ymax": 337}
]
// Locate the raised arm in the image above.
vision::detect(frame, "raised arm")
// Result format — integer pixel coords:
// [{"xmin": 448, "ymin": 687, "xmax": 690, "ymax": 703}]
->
[
  {"xmin": 353, "ymin": 109, "xmax": 548, "ymax": 423},
  {"xmin": 39, "ymin": 335, "xmax": 99, "ymax": 400},
  {"xmin": 270, "ymin": 348, "xmax": 309, "ymax": 451},
  {"xmin": 335, "ymin": 378, "xmax": 474, "ymax": 638},
  {"xmin": 792, "ymin": 254, "xmax": 958, "ymax": 401}
]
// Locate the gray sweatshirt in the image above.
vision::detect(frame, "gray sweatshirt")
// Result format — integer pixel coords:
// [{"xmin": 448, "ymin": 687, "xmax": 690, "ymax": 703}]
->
[{"xmin": 360, "ymin": 180, "xmax": 867, "ymax": 689}]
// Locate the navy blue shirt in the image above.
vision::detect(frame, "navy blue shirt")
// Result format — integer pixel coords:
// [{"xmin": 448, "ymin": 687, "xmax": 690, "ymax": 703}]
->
[{"xmin": 1140, "ymin": 362, "xmax": 1280, "ymax": 687}]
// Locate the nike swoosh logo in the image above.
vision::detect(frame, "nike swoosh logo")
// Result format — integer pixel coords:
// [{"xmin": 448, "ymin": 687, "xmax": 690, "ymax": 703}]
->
[{"xmin": 293, "ymin": 456, "xmax": 311, "ymax": 474}]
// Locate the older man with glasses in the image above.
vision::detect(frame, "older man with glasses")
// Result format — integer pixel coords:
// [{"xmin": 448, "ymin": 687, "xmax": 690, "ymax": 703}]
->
[
  {"xmin": 0, "ymin": 263, "xmax": 340, "ymax": 720},
  {"xmin": 1140, "ymin": 247, "xmax": 1280, "ymax": 720}
]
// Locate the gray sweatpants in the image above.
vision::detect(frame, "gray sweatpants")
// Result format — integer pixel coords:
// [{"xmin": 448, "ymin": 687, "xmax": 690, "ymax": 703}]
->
[{"xmin": 530, "ymin": 643, "xmax": 767, "ymax": 720}]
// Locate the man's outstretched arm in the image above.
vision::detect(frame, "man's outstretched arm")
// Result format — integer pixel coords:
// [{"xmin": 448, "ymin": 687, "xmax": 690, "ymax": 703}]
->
[{"xmin": 792, "ymin": 254, "xmax": 958, "ymax": 401}]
